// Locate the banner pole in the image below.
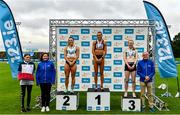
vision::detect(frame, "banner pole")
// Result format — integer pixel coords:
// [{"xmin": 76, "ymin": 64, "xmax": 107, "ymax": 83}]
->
[
  {"xmin": 175, "ymin": 76, "xmax": 180, "ymax": 98},
  {"xmin": 177, "ymin": 77, "xmax": 180, "ymax": 92}
]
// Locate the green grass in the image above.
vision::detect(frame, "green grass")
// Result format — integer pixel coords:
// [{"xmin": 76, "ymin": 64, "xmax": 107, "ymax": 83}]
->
[
  {"xmin": 176, "ymin": 58, "xmax": 180, "ymax": 61},
  {"xmin": 0, "ymin": 62, "xmax": 180, "ymax": 114}
]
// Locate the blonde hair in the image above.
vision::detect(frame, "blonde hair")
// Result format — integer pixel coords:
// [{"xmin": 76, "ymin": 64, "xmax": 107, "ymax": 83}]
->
[{"xmin": 128, "ymin": 39, "xmax": 135, "ymax": 50}]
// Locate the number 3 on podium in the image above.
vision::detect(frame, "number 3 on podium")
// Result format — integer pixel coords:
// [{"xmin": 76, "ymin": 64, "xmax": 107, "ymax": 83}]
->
[
  {"xmin": 128, "ymin": 100, "xmax": 135, "ymax": 110},
  {"xmin": 122, "ymin": 98, "xmax": 141, "ymax": 111}
]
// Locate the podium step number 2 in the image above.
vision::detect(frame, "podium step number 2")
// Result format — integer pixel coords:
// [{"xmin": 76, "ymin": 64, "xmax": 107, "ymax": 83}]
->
[{"xmin": 56, "ymin": 91, "xmax": 79, "ymax": 110}]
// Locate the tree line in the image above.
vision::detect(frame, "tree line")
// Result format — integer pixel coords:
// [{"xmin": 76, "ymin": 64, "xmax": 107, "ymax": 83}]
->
[
  {"xmin": 0, "ymin": 32, "xmax": 180, "ymax": 59},
  {"xmin": 172, "ymin": 32, "xmax": 180, "ymax": 58},
  {"xmin": 0, "ymin": 52, "xmax": 44, "ymax": 60}
]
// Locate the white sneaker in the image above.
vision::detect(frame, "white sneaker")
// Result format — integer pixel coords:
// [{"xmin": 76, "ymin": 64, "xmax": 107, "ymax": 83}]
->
[
  {"xmin": 41, "ymin": 106, "xmax": 45, "ymax": 112},
  {"xmin": 124, "ymin": 92, "xmax": 128, "ymax": 97},
  {"xmin": 64, "ymin": 89, "xmax": 68, "ymax": 93},
  {"xmin": 70, "ymin": 89, "xmax": 74, "ymax": 93},
  {"xmin": 46, "ymin": 106, "xmax": 50, "ymax": 112},
  {"xmin": 133, "ymin": 92, "xmax": 136, "ymax": 97}
]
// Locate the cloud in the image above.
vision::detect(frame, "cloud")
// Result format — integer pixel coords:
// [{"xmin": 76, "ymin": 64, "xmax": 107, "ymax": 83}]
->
[{"xmin": 0, "ymin": 0, "xmax": 180, "ymax": 51}]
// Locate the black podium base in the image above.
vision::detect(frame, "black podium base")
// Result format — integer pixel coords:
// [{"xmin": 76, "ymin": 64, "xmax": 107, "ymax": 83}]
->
[
  {"xmin": 122, "ymin": 93, "xmax": 139, "ymax": 99},
  {"xmin": 88, "ymin": 88, "xmax": 110, "ymax": 92},
  {"xmin": 57, "ymin": 91, "xmax": 78, "ymax": 95}
]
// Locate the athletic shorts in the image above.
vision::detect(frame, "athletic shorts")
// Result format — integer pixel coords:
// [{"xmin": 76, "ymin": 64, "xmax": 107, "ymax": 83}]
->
[
  {"xmin": 96, "ymin": 55, "xmax": 103, "ymax": 59},
  {"xmin": 124, "ymin": 62, "xmax": 136, "ymax": 72},
  {"xmin": 66, "ymin": 61, "xmax": 76, "ymax": 66}
]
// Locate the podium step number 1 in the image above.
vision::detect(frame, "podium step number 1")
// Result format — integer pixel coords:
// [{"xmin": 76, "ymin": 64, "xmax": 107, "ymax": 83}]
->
[{"xmin": 87, "ymin": 88, "xmax": 110, "ymax": 111}]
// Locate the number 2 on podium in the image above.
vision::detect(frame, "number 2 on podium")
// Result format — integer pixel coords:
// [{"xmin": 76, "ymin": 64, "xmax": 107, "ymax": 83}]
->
[{"xmin": 63, "ymin": 96, "xmax": 70, "ymax": 106}]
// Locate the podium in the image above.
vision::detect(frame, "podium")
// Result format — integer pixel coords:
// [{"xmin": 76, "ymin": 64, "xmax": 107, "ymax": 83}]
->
[
  {"xmin": 87, "ymin": 88, "xmax": 110, "ymax": 111},
  {"xmin": 121, "ymin": 95, "xmax": 141, "ymax": 112},
  {"xmin": 56, "ymin": 91, "xmax": 79, "ymax": 110}
]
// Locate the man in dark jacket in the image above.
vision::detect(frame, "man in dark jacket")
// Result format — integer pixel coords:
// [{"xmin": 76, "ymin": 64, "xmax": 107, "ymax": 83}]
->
[{"xmin": 137, "ymin": 52, "xmax": 155, "ymax": 112}]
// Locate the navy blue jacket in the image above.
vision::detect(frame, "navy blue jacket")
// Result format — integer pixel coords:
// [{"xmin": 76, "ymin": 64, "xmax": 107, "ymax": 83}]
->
[
  {"xmin": 36, "ymin": 60, "xmax": 56, "ymax": 85},
  {"xmin": 137, "ymin": 59, "xmax": 155, "ymax": 82}
]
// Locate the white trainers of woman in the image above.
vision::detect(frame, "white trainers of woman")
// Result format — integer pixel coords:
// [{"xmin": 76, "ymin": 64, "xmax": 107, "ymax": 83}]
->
[
  {"xmin": 64, "ymin": 89, "xmax": 68, "ymax": 93},
  {"xmin": 132, "ymin": 92, "xmax": 136, "ymax": 97},
  {"xmin": 46, "ymin": 106, "xmax": 50, "ymax": 112},
  {"xmin": 124, "ymin": 92, "xmax": 128, "ymax": 97},
  {"xmin": 70, "ymin": 89, "xmax": 74, "ymax": 94},
  {"xmin": 41, "ymin": 106, "xmax": 45, "ymax": 112}
]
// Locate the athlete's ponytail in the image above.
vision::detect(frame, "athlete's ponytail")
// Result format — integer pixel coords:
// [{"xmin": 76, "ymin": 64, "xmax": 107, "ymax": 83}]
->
[{"xmin": 128, "ymin": 39, "xmax": 136, "ymax": 50}]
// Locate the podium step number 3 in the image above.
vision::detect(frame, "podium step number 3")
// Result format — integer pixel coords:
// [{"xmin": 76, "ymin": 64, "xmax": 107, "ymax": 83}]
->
[
  {"xmin": 121, "ymin": 96, "xmax": 141, "ymax": 112},
  {"xmin": 87, "ymin": 88, "xmax": 110, "ymax": 111}
]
